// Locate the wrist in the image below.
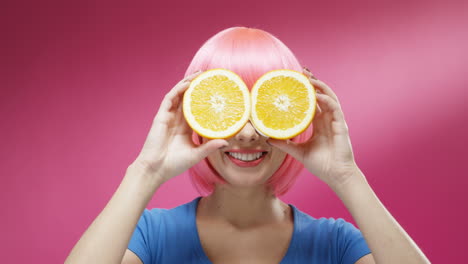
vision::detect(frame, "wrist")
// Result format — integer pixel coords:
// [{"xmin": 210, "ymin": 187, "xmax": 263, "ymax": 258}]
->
[
  {"xmin": 129, "ymin": 159, "xmax": 168, "ymax": 181},
  {"xmin": 125, "ymin": 163, "xmax": 166, "ymax": 195},
  {"xmin": 328, "ymin": 166, "xmax": 367, "ymax": 195}
]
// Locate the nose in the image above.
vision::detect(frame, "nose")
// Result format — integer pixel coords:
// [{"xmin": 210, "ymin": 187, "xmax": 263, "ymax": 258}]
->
[{"xmin": 234, "ymin": 121, "xmax": 260, "ymax": 143}]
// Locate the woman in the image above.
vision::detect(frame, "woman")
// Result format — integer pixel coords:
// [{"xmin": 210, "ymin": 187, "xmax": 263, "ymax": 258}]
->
[{"xmin": 65, "ymin": 27, "xmax": 430, "ymax": 264}]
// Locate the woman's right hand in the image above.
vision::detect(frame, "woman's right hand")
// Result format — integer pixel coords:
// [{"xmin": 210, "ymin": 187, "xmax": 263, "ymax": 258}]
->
[{"xmin": 129, "ymin": 70, "xmax": 228, "ymax": 185}]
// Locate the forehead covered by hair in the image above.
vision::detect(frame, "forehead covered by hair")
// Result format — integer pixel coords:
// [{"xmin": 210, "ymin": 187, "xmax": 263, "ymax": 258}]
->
[{"xmin": 185, "ymin": 26, "xmax": 303, "ymax": 90}]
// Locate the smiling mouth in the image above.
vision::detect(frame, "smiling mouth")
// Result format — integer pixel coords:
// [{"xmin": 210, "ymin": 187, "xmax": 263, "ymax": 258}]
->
[{"xmin": 224, "ymin": 151, "xmax": 268, "ymax": 162}]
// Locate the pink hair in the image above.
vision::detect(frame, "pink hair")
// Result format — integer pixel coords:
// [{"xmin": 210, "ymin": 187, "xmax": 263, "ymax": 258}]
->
[{"xmin": 184, "ymin": 26, "xmax": 314, "ymax": 197}]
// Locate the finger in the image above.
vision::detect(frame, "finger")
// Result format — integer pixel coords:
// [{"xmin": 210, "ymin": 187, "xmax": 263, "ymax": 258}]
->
[
  {"xmin": 195, "ymin": 139, "xmax": 229, "ymax": 159},
  {"xmin": 267, "ymin": 138, "xmax": 304, "ymax": 162},
  {"xmin": 302, "ymin": 67, "xmax": 340, "ymax": 104},
  {"xmin": 301, "ymin": 68, "xmax": 323, "ymax": 115},
  {"xmin": 158, "ymin": 70, "xmax": 204, "ymax": 114},
  {"xmin": 175, "ymin": 70, "xmax": 205, "ymax": 131},
  {"xmin": 302, "ymin": 68, "xmax": 340, "ymax": 114},
  {"xmin": 316, "ymin": 93, "xmax": 345, "ymax": 121},
  {"xmin": 156, "ymin": 82, "xmax": 189, "ymax": 121},
  {"xmin": 176, "ymin": 101, "xmax": 193, "ymax": 134},
  {"xmin": 178, "ymin": 70, "xmax": 204, "ymax": 85},
  {"xmin": 302, "ymin": 67, "xmax": 318, "ymax": 80},
  {"xmin": 309, "ymin": 78, "xmax": 340, "ymax": 105},
  {"xmin": 169, "ymin": 70, "xmax": 204, "ymax": 103},
  {"xmin": 315, "ymin": 100, "xmax": 323, "ymax": 115}
]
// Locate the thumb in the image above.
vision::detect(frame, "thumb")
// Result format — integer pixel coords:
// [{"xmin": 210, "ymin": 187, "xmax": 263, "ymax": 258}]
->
[
  {"xmin": 195, "ymin": 139, "xmax": 229, "ymax": 159},
  {"xmin": 267, "ymin": 138, "xmax": 303, "ymax": 161}
]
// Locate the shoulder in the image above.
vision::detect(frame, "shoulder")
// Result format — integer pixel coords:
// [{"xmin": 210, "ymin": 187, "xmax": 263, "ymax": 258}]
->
[
  {"xmin": 292, "ymin": 204, "xmax": 357, "ymax": 233},
  {"xmin": 290, "ymin": 204, "xmax": 371, "ymax": 263},
  {"xmin": 295, "ymin": 205, "xmax": 365, "ymax": 250},
  {"xmin": 141, "ymin": 197, "xmax": 199, "ymax": 228},
  {"xmin": 129, "ymin": 197, "xmax": 203, "ymax": 263}
]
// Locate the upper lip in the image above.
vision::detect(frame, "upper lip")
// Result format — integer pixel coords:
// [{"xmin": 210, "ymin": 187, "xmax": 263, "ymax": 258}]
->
[{"xmin": 224, "ymin": 149, "xmax": 268, "ymax": 153}]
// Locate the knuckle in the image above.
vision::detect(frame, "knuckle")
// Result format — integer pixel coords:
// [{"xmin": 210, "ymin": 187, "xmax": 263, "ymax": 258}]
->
[
  {"xmin": 162, "ymin": 94, "xmax": 171, "ymax": 102},
  {"xmin": 160, "ymin": 98, "xmax": 171, "ymax": 109},
  {"xmin": 153, "ymin": 114, "xmax": 162, "ymax": 123}
]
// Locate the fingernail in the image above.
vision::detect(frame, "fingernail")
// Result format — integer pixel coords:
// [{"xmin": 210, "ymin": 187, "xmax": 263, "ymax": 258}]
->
[
  {"xmin": 266, "ymin": 140, "xmax": 272, "ymax": 146},
  {"xmin": 303, "ymin": 67, "xmax": 318, "ymax": 80}
]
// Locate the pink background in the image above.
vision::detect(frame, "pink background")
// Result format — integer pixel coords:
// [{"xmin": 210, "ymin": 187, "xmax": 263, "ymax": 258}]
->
[{"xmin": 1, "ymin": 0, "xmax": 467, "ymax": 262}]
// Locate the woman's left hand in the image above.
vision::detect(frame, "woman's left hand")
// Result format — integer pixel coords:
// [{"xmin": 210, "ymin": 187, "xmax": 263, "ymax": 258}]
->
[{"xmin": 267, "ymin": 68, "xmax": 360, "ymax": 189}]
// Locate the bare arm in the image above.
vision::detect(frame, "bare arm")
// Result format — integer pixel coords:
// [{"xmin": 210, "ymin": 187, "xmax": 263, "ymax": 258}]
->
[
  {"xmin": 268, "ymin": 68, "xmax": 430, "ymax": 264},
  {"xmin": 64, "ymin": 69, "xmax": 225, "ymax": 264},
  {"xmin": 64, "ymin": 165, "xmax": 163, "ymax": 264},
  {"xmin": 332, "ymin": 168, "xmax": 430, "ymax": 264}
]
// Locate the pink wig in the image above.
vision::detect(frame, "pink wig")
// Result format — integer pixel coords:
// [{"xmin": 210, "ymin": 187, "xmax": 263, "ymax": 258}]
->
[{"xmin": 184, "ymin": 26, "xmax": 314, "ymax": 197}]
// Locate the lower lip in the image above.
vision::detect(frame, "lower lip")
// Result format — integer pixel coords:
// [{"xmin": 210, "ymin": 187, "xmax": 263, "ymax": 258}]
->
[{"xmin": 226, "ymin": 153, "xmax": 267, "ymax": 167}]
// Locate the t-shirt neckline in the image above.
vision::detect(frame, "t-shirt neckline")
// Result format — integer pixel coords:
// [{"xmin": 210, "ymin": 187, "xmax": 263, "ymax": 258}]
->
[{"xmin": 189, "ymin": 196, "xmax": 299, "ymax": 263}]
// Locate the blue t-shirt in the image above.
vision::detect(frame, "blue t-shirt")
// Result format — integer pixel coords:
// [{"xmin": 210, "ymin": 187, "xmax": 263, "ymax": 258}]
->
[{"xmin": 128, "ymin": 196, "xmax": 371, "ymax": 264}]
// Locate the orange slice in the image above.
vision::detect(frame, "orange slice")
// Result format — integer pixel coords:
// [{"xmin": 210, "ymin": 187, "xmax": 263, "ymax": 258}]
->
[
  {"xmin": 183, "ymin": 68, "xmax": 251, "ymax": 139},
  {"xmin": 250, "ymin": 69, "xmax": 317, "ymax": 139}
]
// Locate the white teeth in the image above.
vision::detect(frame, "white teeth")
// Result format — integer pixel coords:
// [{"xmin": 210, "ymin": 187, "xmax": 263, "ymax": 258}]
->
[{"xmin": 227, "ymin": 152, "xmax": 264, "ymax": 161}]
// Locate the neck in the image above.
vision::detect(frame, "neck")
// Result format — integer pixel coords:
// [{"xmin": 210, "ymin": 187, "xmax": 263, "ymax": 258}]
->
[{"xmin": 198, "ymin": 184, "xmax": 290, "ymax": 229}]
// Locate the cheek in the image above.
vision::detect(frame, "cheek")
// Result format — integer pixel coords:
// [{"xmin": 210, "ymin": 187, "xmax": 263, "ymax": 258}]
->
[
  {"xmin": 272, "ymin": 150, "xmax": 287, "ymax": 166},
  {"xmin": 207, "ymin": 151, "xmax": 221, "ymax": 162}
]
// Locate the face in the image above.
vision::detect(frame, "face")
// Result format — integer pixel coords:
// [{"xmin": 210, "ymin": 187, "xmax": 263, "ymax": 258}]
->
[{"xmin": 201, "ymin": 121, "xmax": 287, "ymax": 189}]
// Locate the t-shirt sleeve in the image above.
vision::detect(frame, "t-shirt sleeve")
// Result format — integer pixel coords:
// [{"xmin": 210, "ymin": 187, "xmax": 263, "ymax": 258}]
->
[
  {"xmin": 127, "ymin": 209, "xmax": 154, "ymax": 264},
  {"xmin": 335, "ymin": 218, "xmax": 372, "ymax": 264}
]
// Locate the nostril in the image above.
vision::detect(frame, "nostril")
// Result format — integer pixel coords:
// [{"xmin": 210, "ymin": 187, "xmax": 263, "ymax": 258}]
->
[{"xmin": 234, "ymin": 122, "xmax": 260, "ymax": 142}]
